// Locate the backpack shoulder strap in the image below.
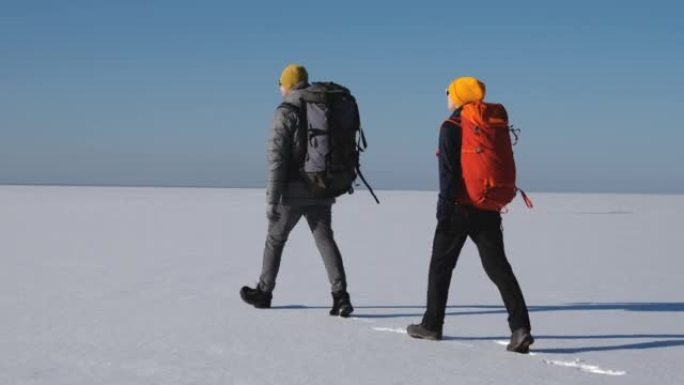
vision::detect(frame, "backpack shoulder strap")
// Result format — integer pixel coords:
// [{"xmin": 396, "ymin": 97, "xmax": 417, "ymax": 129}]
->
[
  {"xmin": 278, "ymin": 101, "xmax": 300, "ymax": 113},
  {"xmin": 278, "ymin": 100, "xmax": 307, "ymax": 121},
  {"xmin": 278, "ymin": 101, "xmax": 308, "ymax": 149},
  {"xmin": 444, "ymin": 117, "xmax": 461, "ymax": 127}
]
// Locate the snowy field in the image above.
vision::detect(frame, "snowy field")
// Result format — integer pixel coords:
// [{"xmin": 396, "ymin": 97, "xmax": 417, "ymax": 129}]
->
[{"xmin": 1, "ymin": 186, "xmax": 683, "ymax": 385}]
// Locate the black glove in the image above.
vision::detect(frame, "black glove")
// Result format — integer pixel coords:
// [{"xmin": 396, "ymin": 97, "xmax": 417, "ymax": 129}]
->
[{"xmin": 267, "ymin": 204, "xmax": 281, "ymax": 222}]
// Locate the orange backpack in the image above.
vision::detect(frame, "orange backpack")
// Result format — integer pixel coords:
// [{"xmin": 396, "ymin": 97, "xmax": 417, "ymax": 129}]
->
[{"xmin": 450, "ymin": 102, "xmax": 533, "ymax": 211}]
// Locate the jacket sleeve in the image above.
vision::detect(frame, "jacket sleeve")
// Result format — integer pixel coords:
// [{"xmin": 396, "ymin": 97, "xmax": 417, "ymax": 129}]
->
[
  {"xmin": 438, "ymin": 118, "xmax": 462, "ymax": 205},
  {"xmin": 266, "ymin": 106, "xmax": 297, "ymax": 204}
]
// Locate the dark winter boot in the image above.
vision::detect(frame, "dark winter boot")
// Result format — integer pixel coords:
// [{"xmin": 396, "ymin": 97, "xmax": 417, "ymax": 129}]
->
[
  {"xmin": 329, "ymin": 291, "xmax": 354, "ymax": 318},
  {"xmin": 407, "ymin": 323, "xmax": 443, "ymax": 341},
  {"xmin": 507, "ymin": 328, "xmax": 534, "ymax": 353},
  {"xmin": 240, "ymin": 286, "xmax": 272, "ymax": 309}
]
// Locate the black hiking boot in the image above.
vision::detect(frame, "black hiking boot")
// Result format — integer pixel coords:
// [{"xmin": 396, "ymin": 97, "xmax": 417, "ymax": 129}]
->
[
  {"xmin": 507, "ymin": 328, "xmax": 534, "ymax": 353},
  {"xmin": 407, "ymin": 323, "xmax": 443, "ymax": 341},
  {"xmin": 329, "ymin": 291, "xmax": 354, "ymax": 318},
  {"xmin": 240, "ymin": 286, "xmax": 272, "ymax": 309}
]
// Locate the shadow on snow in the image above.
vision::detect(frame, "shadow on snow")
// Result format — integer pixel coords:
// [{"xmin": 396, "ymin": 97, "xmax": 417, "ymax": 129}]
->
[{"xmin": 271, "ymin": 302, "xmax": 684, "ymax": 354}]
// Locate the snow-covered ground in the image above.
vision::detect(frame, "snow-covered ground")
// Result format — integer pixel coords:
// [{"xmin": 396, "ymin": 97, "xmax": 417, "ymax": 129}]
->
[{"xmin": 1, "ymin": 186, "xmax": 683, "ymax": 384}]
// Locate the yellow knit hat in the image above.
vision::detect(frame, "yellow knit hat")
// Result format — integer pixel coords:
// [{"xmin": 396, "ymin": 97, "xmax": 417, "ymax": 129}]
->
[
  {"xmin": 279, "ymin": 64, "xmax": 309, "ymax": 90},
  {"xmin": 447, "ymin": 77, "xmax": 486, "ymax": 106}
]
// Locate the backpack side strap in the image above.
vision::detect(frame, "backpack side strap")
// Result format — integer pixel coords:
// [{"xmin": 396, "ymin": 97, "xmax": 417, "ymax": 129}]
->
[
  {"xmin": 356, "ymin": 166, "xmax": 380, "ymax": 204},
  {"xmin": 517, "ymin": 188, "xmax": 534, "ymax": 208}
]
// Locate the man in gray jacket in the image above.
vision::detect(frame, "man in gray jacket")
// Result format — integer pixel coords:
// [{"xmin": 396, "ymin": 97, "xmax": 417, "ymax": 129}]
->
[{"xmin": 240, "ymin": 64, "xmax": 353, "ymax": 317}]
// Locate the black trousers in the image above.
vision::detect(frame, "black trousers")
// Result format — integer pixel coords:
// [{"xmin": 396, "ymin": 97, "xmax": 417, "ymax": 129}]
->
[{"xmin": 422, "ymin": 206, "xmax": 531, "ymax": 332}]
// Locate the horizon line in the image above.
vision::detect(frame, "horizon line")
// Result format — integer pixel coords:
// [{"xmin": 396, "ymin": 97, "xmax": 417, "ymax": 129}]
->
[{"xmin": 1, "ymin": 183, "xmax": 682, "ymax": 196}]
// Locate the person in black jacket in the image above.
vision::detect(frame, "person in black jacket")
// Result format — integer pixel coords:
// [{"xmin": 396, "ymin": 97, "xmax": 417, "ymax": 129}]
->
[{"xmin": 407, "ymin": 77, "xmax": 533, "ymax": 353}]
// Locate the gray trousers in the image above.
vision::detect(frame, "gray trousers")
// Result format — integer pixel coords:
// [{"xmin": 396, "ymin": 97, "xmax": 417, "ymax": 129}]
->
[{"xmin": 258, "ymin": 204, "xmax": 347, "ymax": 294}]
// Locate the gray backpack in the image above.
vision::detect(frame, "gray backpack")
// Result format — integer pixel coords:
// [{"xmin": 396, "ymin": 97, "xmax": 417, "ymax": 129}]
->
[{"xmin": 285, "ymin": 82, "xmax": 378, "ymax": 203}]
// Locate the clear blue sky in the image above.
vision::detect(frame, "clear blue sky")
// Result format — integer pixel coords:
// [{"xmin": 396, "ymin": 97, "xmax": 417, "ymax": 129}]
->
[{"xmin": 1, "ymin": 0, "xmax": 683, "ymax": 193}]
